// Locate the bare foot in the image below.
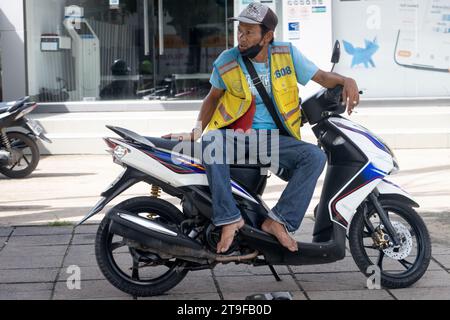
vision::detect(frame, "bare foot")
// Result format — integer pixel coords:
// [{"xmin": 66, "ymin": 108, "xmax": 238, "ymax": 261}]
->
[
  {"xmin": 216, "ymin": 219, "xmax": 245, "ymax": 254},
  {"xmin": 261, "ymin": 219, "xmax": 298, "ymax": 252}
]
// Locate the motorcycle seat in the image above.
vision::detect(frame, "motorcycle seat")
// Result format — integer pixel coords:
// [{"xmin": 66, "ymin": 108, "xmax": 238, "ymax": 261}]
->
[
  {"xmin": 0, "ymin": 98, "xmax": 29, "ymax": 114},
  {"xmin": 145, "ymin": 136, "xmax": 271, "ymax": 168},
  {"xmin": 145, "ymin": 137, "xmax": 269, "ymax": 194},
  {"xmin": 0, "ymin": 103, "xmax": 11, "ymax": 114}
]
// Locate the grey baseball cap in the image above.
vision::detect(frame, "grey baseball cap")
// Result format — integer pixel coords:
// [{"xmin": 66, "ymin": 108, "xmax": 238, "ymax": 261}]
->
[{"xmin": 229, "ymin": 2, "xmax": 278, "ymax": 31}]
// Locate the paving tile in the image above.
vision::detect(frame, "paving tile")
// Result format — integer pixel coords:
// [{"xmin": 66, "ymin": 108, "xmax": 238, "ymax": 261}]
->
[
  {"xmin": 71, "ymin": 234, "xmax": 96, "ymax": 245},
  {"xmin": 307, "ymin": 289, "xmax": 394, "ymax": 300},
  {"xmin": 0, "ymin": 245, "xmax": 68, "ymax": 257},
  {"xmin": 0, "ymin": 237, "xmax": 7, "ymax": 247},
  {"xmin": 0, "ymin": 282, "xmax": 53, "ymax": 293},
  {"xmin": 0, "ymin": 290, "xmax": 52, "ymax": 300},
  {"xmin": 6, "ymin": 235, "xmax": 72, "ymax": 247},
  {"xmin": 63, "ymin": 250, "xmax": 132, "ymax": 268},
  {"xmin": 62, "ymin": 245, "xmax": 96, "ymax": 267},
  {"xmin": 63, "ymin": 251, "xmax": 98, "ymax": 267},
  {"xmin": 74, "ymin": 224, "xmax": 100, "ymax": 235},
  {"xmin": 382, "ymin": 259, "xmax": 443, "ymax": 272},
  {"xmin": 293, "ymin": 235, "xmax": 313, "ymax": 243},
  {"xmin": 293, "ymin": 223, "xmax": 315, "ymax": 242},
  {"xmin": 58, "ymin": 264, "xmax": 212, "ymax": 284},
  {"xmin": 341, "ymin": 254, "xmax": 443, "ymax": 272},
  {"xmin": 65, "ymin": 244, "xmax": 95, "ymax": 256},
  {"xmin": 290, "ymin": 257, "xmax": 360, "ymax": 273},
  {"xmin": 12, "ymin": 226, "xmax": 73, "ymax": 236},
  {"xmin": 408, "ymin": 270, "xmax": 450, "ymax": 288},
  {"xmin": 0, "ymin": 255, "xmax": 64, "ymax": 269},
  {"xmin": 0, "ymin": 268, "xmax": 59, "ymax": 283},
  {"xmin": 0, "ymin": 228, "xmax": 13, "ymax": 237},
  {"xmin": 431, "ymin": 244, "xmax": 450, "ymax": 255},
  {"xmin": 433, "ymin": 255, "xmax": 450, "ymax": 269},
  {"xmin": 213, "ymin": 264, "xmax": 290, "ymax": 277},
  {"xmin": 139, "ymin": 293, "xmax": 221, "ymax": 300},
  {"xmin": 186, "ymin": 269, "xmax": 214, "ymax": 278},
  {"xmin": 216, "ymin": 275, "xmax": 299, "ymax": 294},
  {"xmin": 58, "ymin": 265, "xmax": 105, "ymax": 282},
  {"xmin": 76, "ymin": 297, "xmax": 135, "ymax": 300},
  {"xmin": 294, "ymin": 272, "xmax": 369, "ymax": 291},
  {"xmin": 168, "ymin": 273, "xmax": 217, "ymax": 295},
  {"xmin": 53, "ymin": 280, "xmax": 133, "ymax": 300},
  {"xmin": 0, "ymin": 282, "xmax": 53, "ymax": 300},
  {"xmin": 390, "ymin": 287, "xmax": 450, "ymax": 300},
  {"xmin": 222, "ymin": 290, "xmax": 306, "ymax": 300}
]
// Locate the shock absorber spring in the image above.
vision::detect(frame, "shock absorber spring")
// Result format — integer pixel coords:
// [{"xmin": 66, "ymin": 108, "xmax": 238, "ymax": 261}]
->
[
  {"xmin": 1, "ymin": 130, "xmax": 11, "ymax": 150},
  {"xmin": 151, "ymin": 185, "xmax": 161, "ymax": 198}
]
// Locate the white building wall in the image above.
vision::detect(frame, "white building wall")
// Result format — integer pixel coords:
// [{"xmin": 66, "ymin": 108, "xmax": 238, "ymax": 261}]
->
[{"xmin": 0, "ymin": 0, "xmax": 27, "ymax": 101}]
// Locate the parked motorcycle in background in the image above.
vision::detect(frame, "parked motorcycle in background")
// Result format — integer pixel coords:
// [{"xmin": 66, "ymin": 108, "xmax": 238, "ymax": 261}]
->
[{"xmin": 0, "ymin": 97, "xmax": 52, "ymax": 178}]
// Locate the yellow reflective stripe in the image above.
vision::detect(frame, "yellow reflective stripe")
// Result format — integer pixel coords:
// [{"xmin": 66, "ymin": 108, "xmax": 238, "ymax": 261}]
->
[
  {"xmin": 291, "ymin": 117, "xmax": 301, "ymax": 127},
  {"xmin": 283, "ymin": 107, "xmax": 298, "ymax": 121},
  {"xmin": 218, "ymin": 104, "xmax": 233, "ymax": 122},
  {"xmin": 219, "ymin": 61, "xmax": 239, "ymax": 75},
  {"xmin": 271, "ymin": 46, "xmax": 290, "ymax": 54},
  {"xmin": 237, "ymin": 101, "xmax": 245, "ymax": 116}
]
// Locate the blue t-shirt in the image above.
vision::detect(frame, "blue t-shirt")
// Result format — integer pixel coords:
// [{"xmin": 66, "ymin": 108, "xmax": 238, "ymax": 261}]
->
[{"xmin": 210, "ymin": 44, "xmax": 319, "ymax": 129}]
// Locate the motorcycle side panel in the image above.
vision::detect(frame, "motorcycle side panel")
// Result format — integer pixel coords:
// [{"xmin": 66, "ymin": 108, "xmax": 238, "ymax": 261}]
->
[
  {"xmin": 329, "ymin": 117, "xmax": 394, "ymax": 173},
  {"xmin": 114, "ymin": 139, "xmax": 259, "ymax": 203},
  {"xmin": 321, "ymin": 117, "xmax": 394, "ymax": 229}
]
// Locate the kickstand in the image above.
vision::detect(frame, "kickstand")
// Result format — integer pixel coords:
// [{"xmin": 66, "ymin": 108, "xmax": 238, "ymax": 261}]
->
[
  {"xmin": 268, "ymin": 265, "xmax": 282, "ymax": 282},
  {"xmin": 132, "ymin": 259, "xmax": 140, "ymax": 281},
  {"xmin": 131, "ymin": 259, "xmax": 140, "ymax": 300}
]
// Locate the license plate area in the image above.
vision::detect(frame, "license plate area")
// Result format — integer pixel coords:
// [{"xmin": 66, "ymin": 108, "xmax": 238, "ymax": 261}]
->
[{"xmin": 26, "ymin": 118, "xmax": 44, "ymax": 136}]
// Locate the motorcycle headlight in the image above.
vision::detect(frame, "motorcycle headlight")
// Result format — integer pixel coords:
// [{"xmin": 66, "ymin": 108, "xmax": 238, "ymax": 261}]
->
[
  {"xmin": 369, "ymin": 131, "xmax": 399, "ymax": 175},
  {"xmin": 391, "ymin": 155, "xmax": 400, "ymax": 175},
  {"xmin": 383, "ymin": 141, "xmax": 400, "ymax": 175}
]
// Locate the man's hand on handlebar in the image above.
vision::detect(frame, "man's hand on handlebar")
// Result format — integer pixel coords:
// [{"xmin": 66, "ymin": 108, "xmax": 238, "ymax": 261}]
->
[{"xmin": 342, "ymin": 77, "xmax": 360, "ymax": 115}]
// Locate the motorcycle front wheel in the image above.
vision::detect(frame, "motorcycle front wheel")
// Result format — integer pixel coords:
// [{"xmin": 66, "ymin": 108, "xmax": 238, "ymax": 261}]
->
[
  {"xmin": 0, "ymin": 132, "xmax": 40, "ymax": 179},
  {"xmin": 349, "ymin": 198, "xmax": 431, "ymax": 289}
]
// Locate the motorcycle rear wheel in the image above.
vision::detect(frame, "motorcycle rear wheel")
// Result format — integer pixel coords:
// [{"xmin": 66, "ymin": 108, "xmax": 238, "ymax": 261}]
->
[
  {"xmin": 0, "ymin": 132, "xmax": 39, "ymax": 179},
  {"xmin": 95, "ymin": 197, "xmax": 189, "ymax": 297}
]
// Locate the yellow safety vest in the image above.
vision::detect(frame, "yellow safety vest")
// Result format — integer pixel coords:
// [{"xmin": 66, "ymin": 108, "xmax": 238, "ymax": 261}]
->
[{"xmin": 207, "ymin": 43, "xmax": 302, "ymax": 140}]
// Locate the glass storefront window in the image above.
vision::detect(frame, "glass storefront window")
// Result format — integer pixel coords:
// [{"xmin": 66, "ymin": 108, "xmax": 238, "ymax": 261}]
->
[
  {"xmin": 25, "ymin": 0, "xmax": 233, "ymax": 103},
  {"xmin": 0, "ymin": 47, "xmax": 3, "ymax": 102}
]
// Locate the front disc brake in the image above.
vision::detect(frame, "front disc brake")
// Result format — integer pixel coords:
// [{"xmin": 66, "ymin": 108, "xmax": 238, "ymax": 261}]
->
[{"xmin": 382, "ymin": 221, "xmax": 413, "ymax": 260}]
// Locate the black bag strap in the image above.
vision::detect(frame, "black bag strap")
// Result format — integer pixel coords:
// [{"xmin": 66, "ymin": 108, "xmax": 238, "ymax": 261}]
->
[{"xmin": 242, "ymin": 56, "xmax": 290, "ymax": 137}]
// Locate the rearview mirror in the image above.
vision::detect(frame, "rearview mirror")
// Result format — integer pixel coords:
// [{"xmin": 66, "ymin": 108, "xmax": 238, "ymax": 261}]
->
[{"xmin": 331, "ymin": 40, "xmax": 341, "ymax": 64}]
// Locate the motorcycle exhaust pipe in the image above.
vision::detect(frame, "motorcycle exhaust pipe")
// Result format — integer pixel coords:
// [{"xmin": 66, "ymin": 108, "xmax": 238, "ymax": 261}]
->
[
  {"xmin": 109, "ymin": 210, "xmax": 215, "ymax": 264},
  {"xmin": 108, "ymin": 210, "xmax": 258, "ymax": 264}
]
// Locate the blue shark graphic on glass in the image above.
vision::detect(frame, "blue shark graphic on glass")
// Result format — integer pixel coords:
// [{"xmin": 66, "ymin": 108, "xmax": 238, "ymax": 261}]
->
[{"xmin": 343, "ymin": 38, "xmax": 379, "ymax": 68}]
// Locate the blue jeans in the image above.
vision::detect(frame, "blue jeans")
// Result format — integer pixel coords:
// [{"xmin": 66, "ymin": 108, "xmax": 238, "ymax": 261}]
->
[{"xmin": 201, "ymin": 129, "xmax": 326, "ymax": 232}]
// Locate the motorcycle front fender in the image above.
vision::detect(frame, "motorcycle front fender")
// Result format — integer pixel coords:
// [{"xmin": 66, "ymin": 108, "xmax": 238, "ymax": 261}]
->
[{"xmin": 376, "ymin": 179, "xmax": 419, "ymax": 208}]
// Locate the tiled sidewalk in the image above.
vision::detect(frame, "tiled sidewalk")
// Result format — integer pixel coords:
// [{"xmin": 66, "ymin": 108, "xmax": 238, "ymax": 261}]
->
[{"xmin": 1, "ymin": 219, "xmax": 449, "ymax": 300}]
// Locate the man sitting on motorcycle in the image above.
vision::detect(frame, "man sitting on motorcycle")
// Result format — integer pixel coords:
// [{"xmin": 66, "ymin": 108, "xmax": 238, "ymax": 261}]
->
[{"xmin": 163, "ymin": 2, "xmax": 360, "ymax": 253}]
